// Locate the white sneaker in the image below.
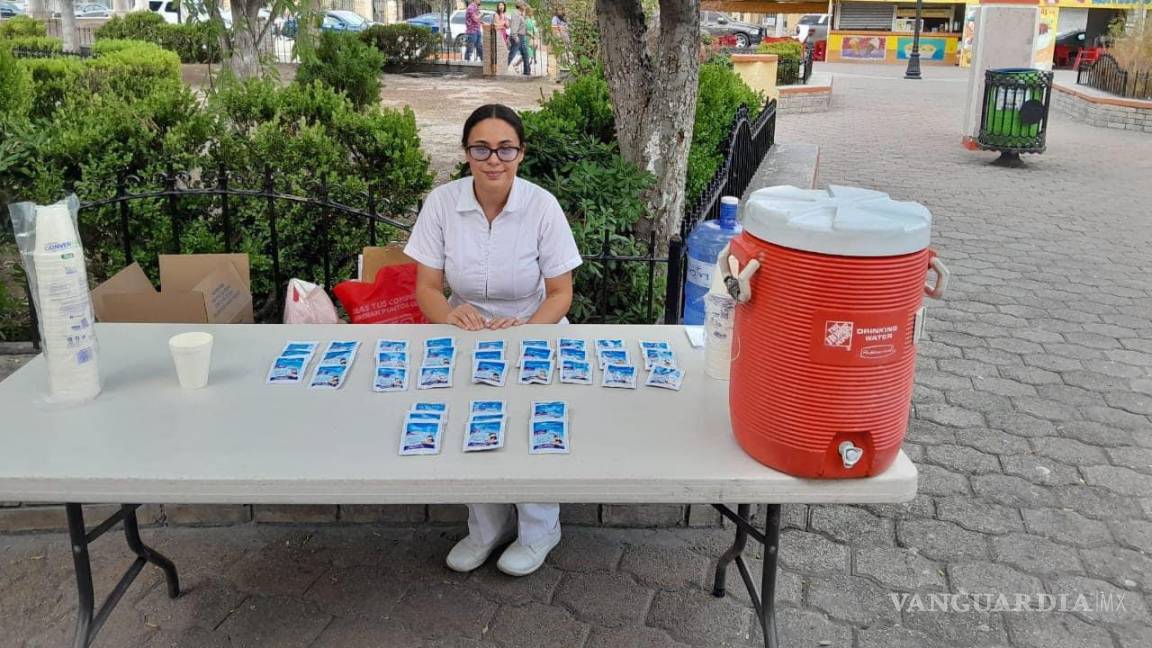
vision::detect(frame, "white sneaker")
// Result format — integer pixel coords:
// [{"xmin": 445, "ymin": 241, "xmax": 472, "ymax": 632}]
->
[
  {"xmin": 496, "ymin": 529, "xmax": 562, "ymax": 577},
  {"xmin": 446, "ymin": 530, "xmax": 514, "ymax": 573}
]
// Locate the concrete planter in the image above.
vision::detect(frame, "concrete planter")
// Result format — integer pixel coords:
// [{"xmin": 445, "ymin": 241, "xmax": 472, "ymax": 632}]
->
[{"xmin": 731, "ymin": 53, "xmax": 779, "ymax": 101}]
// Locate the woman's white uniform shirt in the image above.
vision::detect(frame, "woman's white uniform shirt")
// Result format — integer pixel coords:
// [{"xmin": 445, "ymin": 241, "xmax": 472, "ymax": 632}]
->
[
  {"xmin": 404, "ymin": 176, "xmax": 583, "ymax": 322},
  {"xmin": 403, "ymin": 176, "xmax": 582, "ymax": 545}
]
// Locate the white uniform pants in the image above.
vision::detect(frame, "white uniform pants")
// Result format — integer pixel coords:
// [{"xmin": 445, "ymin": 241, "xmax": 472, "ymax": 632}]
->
[{"xmin": 467, "ymin": 503, "xmax": 560, "ymax": 545}]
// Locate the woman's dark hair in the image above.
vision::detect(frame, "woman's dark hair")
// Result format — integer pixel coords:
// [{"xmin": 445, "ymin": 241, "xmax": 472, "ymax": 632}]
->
[
  {"xmin": 462, "ymin": 104, "xmax": 525, "ymax": 148},
  {"xmin": 496, "ymin": 1, "xmax": 506, "ymax": 13}
]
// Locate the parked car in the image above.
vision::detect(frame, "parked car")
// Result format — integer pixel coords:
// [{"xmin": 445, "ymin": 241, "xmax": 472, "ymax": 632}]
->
[
  {"xmin": 796, "ymin": 13, "xmax": 829, "ymax": 45},
  {"xmin": 54, "ymin": 3, "xmax": 111, "ymax": 18},
  {"xmin": 0, "ymin": 0, "xmax": 25, "ymax": 18},
  {"xmin": 405, "ymin": 12, "xmax": 442, "ymax": 32},
  {"xmin": 148, "ymin": 0, "xmax": 230, "ymax": 27},
  {"xmin": 281, "ymin": 10, "xmax": 372, "ymax": 38},
  {"xmin": 407, "ymin": 10, "xmax": 494, "ymax": 48},
  {"xmin": 448, "ymin": 9, "xmax": 493, "ymax": 47},
  {"xmin": 700, "ymin": 11, "xmax": 761, "ymax": 48}
]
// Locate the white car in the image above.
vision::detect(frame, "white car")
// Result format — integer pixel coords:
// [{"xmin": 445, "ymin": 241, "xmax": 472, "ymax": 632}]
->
[
  {"xmin": 149, "ymin": 0, "xmax": 230, "ymax": 27},
  {"xmin": 796, "ymin": 14, "xmax": 829, "ymax": 44}
]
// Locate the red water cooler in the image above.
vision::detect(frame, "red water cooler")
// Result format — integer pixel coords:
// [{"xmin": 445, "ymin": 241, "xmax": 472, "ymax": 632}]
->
[{"xmin": 721, "ymin": 185, "xmax": 949, "ymax": 478}]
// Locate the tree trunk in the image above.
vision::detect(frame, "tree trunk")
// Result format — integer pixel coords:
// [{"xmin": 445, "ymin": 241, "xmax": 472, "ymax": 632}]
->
[
  {"xmin": 60, "ymin": 0, "xmax": 79, "ymax": 53},
  {"xmin": 596, "ymin": 0, "xmax": 700, "ymax": 251},
  {"xmin": 28, "ymin": 0, "xmax": 48, "ymax": 21},
  {"xmin": 227, "ymin": 0, "xmax": 264, "ymax": 79}
]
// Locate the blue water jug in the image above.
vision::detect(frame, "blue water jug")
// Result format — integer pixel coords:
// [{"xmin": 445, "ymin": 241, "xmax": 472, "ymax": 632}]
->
[{"xmin": 683, "ymin": 196, "xmax": 742, "ymax": 325}]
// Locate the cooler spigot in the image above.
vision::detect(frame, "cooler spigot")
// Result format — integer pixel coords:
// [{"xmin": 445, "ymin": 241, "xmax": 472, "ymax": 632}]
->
[{"xmin": 839, "ymin": 441, "xmax": 864, "ymax": 469}]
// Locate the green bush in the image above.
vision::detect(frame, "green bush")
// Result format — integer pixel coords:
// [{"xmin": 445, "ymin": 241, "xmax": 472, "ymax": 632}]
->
[
  {"xmin": 757, "ymin": 40, "xmax": 804, "ymax": 85},
  {"xmin": 686, "ymin": 61, "xmax": 764, "ymax": 203},
  {"xmin": 359, "ymin": 23, "xmax": 441, "ymax": 67},
  {"xmin": 1, "ymin": 41, "xmax": 434, "ymax": 338},
  {"xmin": 296, "ymin": 32, "xmax": 383, "ymax": 109},
  {"xmin": 0, "ymin": 15, "xmax": 46, "ymax": 40},
  {"xmin": 21, "ymin": 56, "xmax": 87, "ymax": 118},
  {"xmin": 506, "ymin": 70, "xmax": 658, "ymax": 323},
  {"xmin": 0, "ymin": 44, "xmax": 32, "ymax": 118},
  {"xmin": 757, "ymin": 40, "xmax": 803, "ymax": 59},
  {"xmin": 19, "ymin": 41, "xmax": 180, "ymax": 119},
  {"xmin": 89, "ymin": 40, "xmax": 183, "ymax": 97},
  {"xmin": 95, "ymin": 11, "xmax": 221, "ymax": 63},
  {"xmin": 0, "ymin": 36, "xmax": 63, "ymax": 54}
]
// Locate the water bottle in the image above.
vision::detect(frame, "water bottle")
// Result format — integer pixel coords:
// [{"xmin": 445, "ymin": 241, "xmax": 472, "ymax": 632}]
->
[{"xmin": 683, "ymin": 196, "xmax": 742, "ymax": 325}]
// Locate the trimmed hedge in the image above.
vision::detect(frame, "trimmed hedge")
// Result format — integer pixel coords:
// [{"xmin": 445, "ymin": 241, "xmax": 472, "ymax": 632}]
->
[
  {"xmin": 359, "ymin": 24, "xmax": 441, "ymax": 68},
  {"xmin": 17, "ymin": 40, "xmax": 180, "ymax": 119},
  {"xmin": 1, "ymin": 47, "xmax": 433, "ymax": 340},
  {"xmin": 0, "ymin": 36, "xmax": 63, "ymax": 54},
  {"xmin": 0, "ymin": 15, "xmax": 46, "ymax": 40},
  {"xmin": 95, "ymin": 11, "xmax": 222, "ymax": 63}
]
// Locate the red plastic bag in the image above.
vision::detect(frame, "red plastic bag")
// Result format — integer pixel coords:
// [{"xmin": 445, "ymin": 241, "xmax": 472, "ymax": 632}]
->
[{"xmin": 333, "ymin": 263, "xmax": 426, "ymax": 324}]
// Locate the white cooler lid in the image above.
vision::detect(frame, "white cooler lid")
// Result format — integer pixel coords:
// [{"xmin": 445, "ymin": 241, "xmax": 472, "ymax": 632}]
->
[{"xmin": 743, "ymin": 185, "xmax": 932, "ymax": 257}]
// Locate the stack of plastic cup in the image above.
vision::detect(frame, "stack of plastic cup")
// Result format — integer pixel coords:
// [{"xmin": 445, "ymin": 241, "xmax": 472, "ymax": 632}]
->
[
  {"xmin": 169, "ymin": 332, "xmax": 214, "ymax": 389},
  {"xmin": 31, "ymin": 202, "xmax": 101, "ymax": 403},
  {"xmin": 704, "ymin": 271, "xmax": 736, "ymax": 381}
]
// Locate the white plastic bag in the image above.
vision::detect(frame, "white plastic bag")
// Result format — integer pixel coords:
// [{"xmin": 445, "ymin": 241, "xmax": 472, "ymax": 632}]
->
[
  {"xmin": 8, "ymin": 194, "xmax": 101, "ymax": 404},
  {"xmin": 283, "ymin": 279, "xmax": 341, "ymax": 324}
]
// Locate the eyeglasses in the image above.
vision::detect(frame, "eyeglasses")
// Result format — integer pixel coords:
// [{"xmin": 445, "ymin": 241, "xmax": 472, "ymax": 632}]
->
[{"xmin": 466, "ymin": 145, "xmax": 522, "ymax": 162}]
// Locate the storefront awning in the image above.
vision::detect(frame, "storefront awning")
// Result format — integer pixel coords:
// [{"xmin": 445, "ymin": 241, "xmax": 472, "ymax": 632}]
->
[{"xmin": 702, "ymin": 1, "xmax": 833, "ymax": 14}]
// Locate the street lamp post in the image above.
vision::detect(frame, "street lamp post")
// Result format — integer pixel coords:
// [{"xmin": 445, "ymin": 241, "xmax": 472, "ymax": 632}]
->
[{"xmin": 904, "ymin": 0, "xmax": 924, "ymax": 79}]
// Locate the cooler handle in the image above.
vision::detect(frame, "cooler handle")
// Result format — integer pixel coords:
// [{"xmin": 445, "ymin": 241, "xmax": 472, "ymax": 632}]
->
[
  {"xmin": 718, "ymin": 243, "xmax": 760, "ymax": 304},
  {"xmin": 925, "ymin": 256, "xmax": 949, "ymax": 300}
]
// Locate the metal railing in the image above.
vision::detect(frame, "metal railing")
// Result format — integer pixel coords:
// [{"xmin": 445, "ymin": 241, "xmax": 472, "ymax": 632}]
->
[
  {"xmin": 664, "ymin": 98, "xmax": 779, "ymax": 323},
  {"xmin": 13, "ymin": 99, "xmax": 778, "ymax": 344},
  {"xmin": 1077, "ymin": 54, "xmax": 1152, "ymax": 101}
]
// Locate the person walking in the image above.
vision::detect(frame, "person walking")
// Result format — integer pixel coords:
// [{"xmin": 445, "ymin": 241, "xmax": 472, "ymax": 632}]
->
[
  {"xmin": 524, "ymin": 6, "xmax": 538, "ymax": 68},
  {"xmin": 464, "ymin": 0, "xmax": 483, "ymax": 62},
  {"xmin": 506, "ymin": 1, "xmax": 530, "ymax": 75},
  {"xmin": 493, "ymin": 2, "xmax": 509, "ymax": 46},
  {"xmin": 404, "ymin": 104, "xmax": 581, "ymax": 576}
]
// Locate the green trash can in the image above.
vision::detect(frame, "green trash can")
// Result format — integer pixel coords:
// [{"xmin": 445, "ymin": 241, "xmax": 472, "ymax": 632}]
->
[{"xmin": 977, "ymin": 68, "xmax": 1054, "ymax": 164}]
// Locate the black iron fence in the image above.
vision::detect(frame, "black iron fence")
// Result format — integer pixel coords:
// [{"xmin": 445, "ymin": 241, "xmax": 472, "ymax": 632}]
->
[
  {"xmin": 663, "ymin": 98, "xmax": 779, "ymax": 323},
  {"xmin": 1077, "ymin": 54, "xmax": 1152, "ymax": 101},
  {"xmin": 14, "ymin": 98, "xmax": 777, "ymax": 345}
]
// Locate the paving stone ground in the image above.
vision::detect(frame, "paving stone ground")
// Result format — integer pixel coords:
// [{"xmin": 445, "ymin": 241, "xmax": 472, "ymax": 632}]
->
[{"xmin": 2, "ymin": 63, "xmax": 1152, "ymax": 647}]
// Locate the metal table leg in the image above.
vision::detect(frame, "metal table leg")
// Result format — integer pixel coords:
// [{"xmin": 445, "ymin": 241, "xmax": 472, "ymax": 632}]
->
[
  {"xmin": 65, "ymin": 504, "xmax": 181, "ymax": 648},
  {"xmin": 711, "ymin": 503, "xmax": 781, "ymax": 648}
]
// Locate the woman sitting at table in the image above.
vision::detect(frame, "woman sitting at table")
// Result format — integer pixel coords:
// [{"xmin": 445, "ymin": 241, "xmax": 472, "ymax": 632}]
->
[{"xmin": 403, "ymin": 104, "xmax": 582, "ymax": 576}]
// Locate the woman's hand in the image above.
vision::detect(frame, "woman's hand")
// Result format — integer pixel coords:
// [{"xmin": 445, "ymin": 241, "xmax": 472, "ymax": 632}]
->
[
  {"xmin": 487, "ymin": 317, "xmax": 523, "ymax": 330},
  {"xmin": 446, "ymin": 304, "xmax": 488, "ymax": 331}
]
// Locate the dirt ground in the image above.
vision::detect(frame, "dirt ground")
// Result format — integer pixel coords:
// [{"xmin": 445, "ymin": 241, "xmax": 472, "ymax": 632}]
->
[{"xmin": 181, "ymin": 65, "xmax": 561, "ymax": 180}]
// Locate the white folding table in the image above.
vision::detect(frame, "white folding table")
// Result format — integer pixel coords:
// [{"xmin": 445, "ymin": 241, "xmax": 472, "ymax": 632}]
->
[{"xmin": 0, "ymin": 323, "xmax": 917, "ymax": 648}]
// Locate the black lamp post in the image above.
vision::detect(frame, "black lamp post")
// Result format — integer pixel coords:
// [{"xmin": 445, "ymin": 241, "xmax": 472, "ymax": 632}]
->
[{"xmin": 904, "ymin": 0, "xmax": 924, "ymax": 79}]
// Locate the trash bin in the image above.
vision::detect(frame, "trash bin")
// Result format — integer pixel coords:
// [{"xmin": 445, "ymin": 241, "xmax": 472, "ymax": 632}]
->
[{"xmin": 977, "ymin": 68, "xmax": 1054, "ymax": 165}]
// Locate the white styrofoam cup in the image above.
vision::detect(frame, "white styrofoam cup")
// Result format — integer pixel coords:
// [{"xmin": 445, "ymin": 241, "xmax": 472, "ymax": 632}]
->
[{"xmin": 169, "ymin": 332, "xmax": 214, "ymax": 389}]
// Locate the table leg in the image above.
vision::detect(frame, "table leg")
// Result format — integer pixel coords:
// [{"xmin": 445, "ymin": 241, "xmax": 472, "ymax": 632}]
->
[
  {"xmin": 709, "ymin": 503, "xmax": 781, "ymax": 648},
  {"xmin": 711, "ymin": 503, "xmax": 751, "ymax": 598},
  {"xmin": 760, "ymin": 504, "xmax": 781, "ymax": 648},
  {"xmin": 123, "ymin": 505, "xmax": 180, "ymax": 598},
  {"xmin": 65, "ymin": 504, "xmax": 94, "ymax": 648},
  {"xmin": 64, "ymin": 504, "xmax": 181, "ymax": 648}
]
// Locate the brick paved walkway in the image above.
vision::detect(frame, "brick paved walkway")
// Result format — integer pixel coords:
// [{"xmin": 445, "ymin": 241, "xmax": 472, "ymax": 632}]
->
[{"xmin": 3, "ymin": 63, "xmax": 1152, "ymax": 648}]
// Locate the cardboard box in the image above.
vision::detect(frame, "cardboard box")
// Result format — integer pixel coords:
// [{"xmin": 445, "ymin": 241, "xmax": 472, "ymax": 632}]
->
[
  {"xmin": 360, "ymin": 245, "xmax": 416, "ymax": 282},
  {"xmin": 91, "ymin": 254, "xmax": 254, "ymax": 324}
]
